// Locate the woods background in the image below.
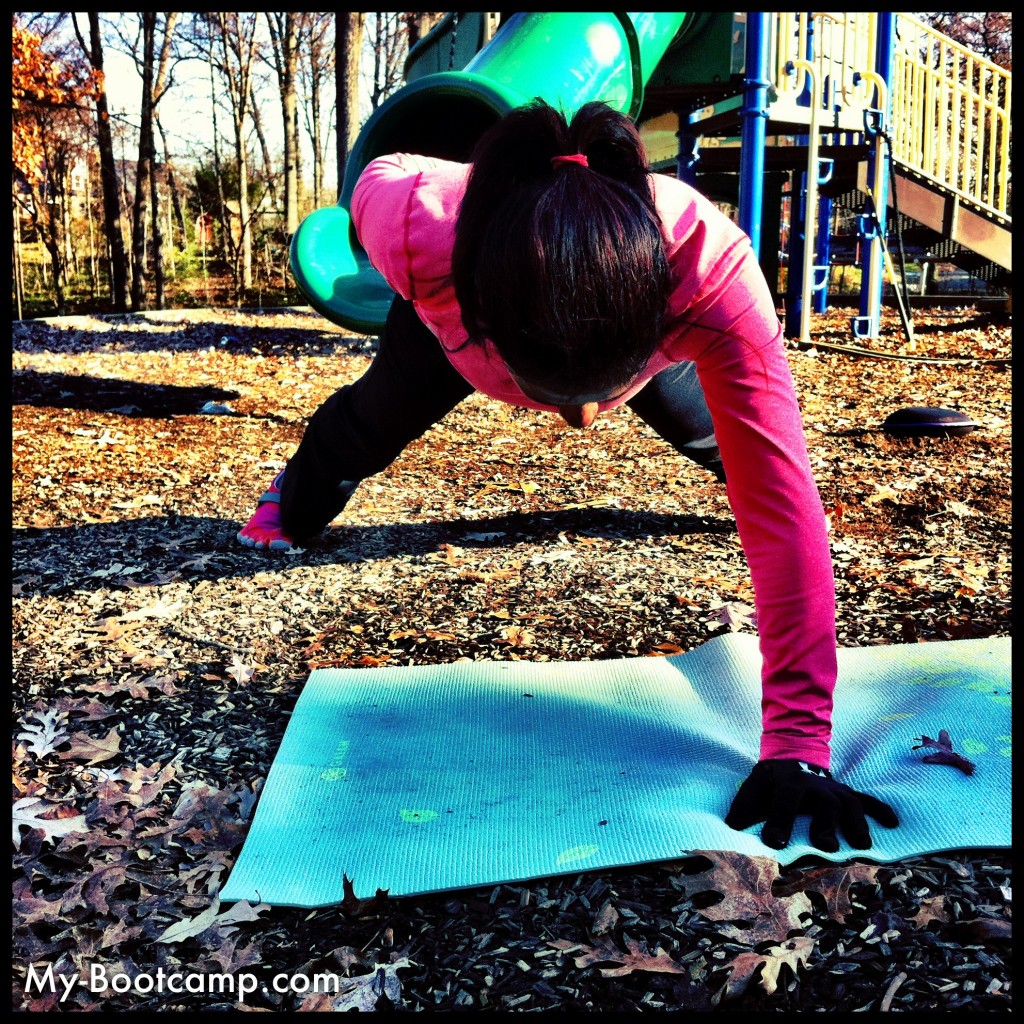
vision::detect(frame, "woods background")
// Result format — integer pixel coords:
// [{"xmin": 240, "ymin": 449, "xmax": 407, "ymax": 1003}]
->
[
  {"xmin": 11, "ymin": 12, "xmax": 1012, "ymax": 320},
  {"xmin": 12, "ymin": 12, "xmax": 449, "ymax": 317}
]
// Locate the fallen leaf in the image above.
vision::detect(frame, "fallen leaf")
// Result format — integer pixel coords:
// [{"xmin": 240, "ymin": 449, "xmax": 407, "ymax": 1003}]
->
[
  {"xmin": 949, "ymin": 917, "xmax": 1011, "ymax": 942},
  {"xmin": 80, "ymin": 677, "xmax": 158, "ymax": 699},
  {"xmin": 17, "ymin": 709, "xmax": 70, "ymax": 757},
  {"xmin": 227, "ymin": 652, "xmax": 257, "ymax": 686},
  {"xmin": 13, "ymin": 797, "xmax": 89, "ymax": 847},
  {"xmin": 300, "ymin": 959, "xmax": 413, "ymax": 1012},
  {"xmin": 676, "ymin": 851, "xmax": 812, "ymax": 943},
  {"xmin": 652, "ymin": 642, "xmax": 685, "ymax": 655},
  {"xmin": 912, "ymin": 729, "xmax": 976, "ymax": 775},
  {"xmin": 340, "ymin": 874, "xmax": 390, "ymax": 917},
  {"xmin": 906, "ymin": 895, "xmax": 951, "ymax": 928},
  {"xmin": 58, "ymin": 727, "xmax": 122, "ymax": 766},
  {"xmin": 773, "ymin": 863, "xmax": 880, "ymax": 921},
  {"xmin": 945, "ymin": 500, "xmax": 978, "ymax": 517},
  {"xmin": 500, "ymin": 624, "xmax": 536, "ymax": 647},
  {"xmin": 591, "ymin": 899, "xmax": 620, "ymax": 936},
  {"xmin": 213, "ymin": 899, "xmax": 272, "ymax": 936},
  {"xmin": 155, "ymin": 898, "xmax": 222, "ymax": 943},
  {"xmin": 718, "ymin": 936, "xmax": 815, "ymax": 1000},
  {"xmin": 550, "ymin": 936, "xmax": 686, "ymax": 977},
  {"xmin": 595, "ymin": 939, "xmax": 686, "ymax": 978},
  {"xmin": 119, "ymin": 598, "xmax": 185, "ymax": 621},
  {"xmin": 708, "ymin": 601, "xmax": 757, "ymax": 632}
]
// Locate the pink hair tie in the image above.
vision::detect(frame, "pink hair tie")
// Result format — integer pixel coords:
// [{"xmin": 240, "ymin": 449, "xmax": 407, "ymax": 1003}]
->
[{"xmin": 551, "ymin": 153, "xmax": 589, "ymax": 169}]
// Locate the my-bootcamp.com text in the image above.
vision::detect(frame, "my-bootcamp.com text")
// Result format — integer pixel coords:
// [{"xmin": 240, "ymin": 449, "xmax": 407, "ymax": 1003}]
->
[{"xmin": 25, "ymin": 963, "xmax": 345, "ymax": 1003}]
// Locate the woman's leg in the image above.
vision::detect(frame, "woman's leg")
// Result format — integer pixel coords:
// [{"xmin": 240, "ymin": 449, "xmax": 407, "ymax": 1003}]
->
[
  {"xmin": 279, "ymin": 297, "xmax": 474, "ymax": 540},
  {"xmin": 626, "ymin": 361, "xmax": 726, "ymax": 482}
]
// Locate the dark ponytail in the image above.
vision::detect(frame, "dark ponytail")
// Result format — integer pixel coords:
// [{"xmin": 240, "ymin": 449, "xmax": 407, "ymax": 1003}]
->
[{"xmin": 452, "ymin": 100, "xmax": 671, "ymax": 397}]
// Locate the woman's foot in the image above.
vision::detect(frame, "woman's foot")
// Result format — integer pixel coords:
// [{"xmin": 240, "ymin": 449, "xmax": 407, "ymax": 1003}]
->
[{"xmin": 237, "ymin": 471, "xmax": 297, "ymax": 551}]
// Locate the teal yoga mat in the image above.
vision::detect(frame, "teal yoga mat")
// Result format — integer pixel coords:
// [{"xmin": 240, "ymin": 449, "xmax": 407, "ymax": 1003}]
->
[{"xmin": 222, "ymin": 634, "xmax": 1010, "ymax": 907}]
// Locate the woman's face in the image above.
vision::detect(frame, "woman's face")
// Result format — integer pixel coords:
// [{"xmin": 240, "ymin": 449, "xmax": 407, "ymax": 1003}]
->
[{"xmin": 509, "ymin": 372, "xmax": 638, "ymax": 429}]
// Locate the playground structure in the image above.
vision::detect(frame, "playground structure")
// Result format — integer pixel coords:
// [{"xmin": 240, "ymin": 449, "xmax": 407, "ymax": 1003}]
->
[{"xmin": 290, "ymin": 12, "xmax": 1011, "ymax": 341}]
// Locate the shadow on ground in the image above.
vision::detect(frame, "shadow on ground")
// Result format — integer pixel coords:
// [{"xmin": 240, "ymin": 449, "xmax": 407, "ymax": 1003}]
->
[
  {"xmin": 12, "ymin": 508, "xmax": 736, "ymax": 597},
  {"xmin": 12, "ymin": 310, "xmax": 377, "ymax": 357},
  {"xmin": 13, "ymin": 370, "xmax": 242, "ymax": 418}
]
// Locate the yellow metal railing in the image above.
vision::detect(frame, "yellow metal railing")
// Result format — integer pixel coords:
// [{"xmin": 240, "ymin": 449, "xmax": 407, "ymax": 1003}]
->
[
  {"xmin": 889, "ymin": 14, "xmax": 1011, "ymax": 222},
  {"xmin": 768, "ymin": 12, "xmax": 1011, "ymax": 223},
  {"xmin": 771, "ymin": 11, "xmax": 878, "ymax": 116}
]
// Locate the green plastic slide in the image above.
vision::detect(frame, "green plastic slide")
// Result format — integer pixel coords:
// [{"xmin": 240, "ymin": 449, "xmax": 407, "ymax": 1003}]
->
[{"xmin": 290, "ymin": 13, "xmax": 691, "ymax": 335}]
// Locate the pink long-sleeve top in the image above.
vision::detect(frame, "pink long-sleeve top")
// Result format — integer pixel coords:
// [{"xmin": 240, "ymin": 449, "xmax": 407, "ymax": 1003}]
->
[{"xmin": 352, "ymin": 153, "xmax": 838, "ymax": 768}]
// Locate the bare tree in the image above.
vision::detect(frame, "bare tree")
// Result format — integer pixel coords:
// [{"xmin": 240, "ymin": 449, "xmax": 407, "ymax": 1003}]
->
[
  {"xmin": 264, "ymin": 13, "xmax": 301, "ymax": 236},
  {"xmin": 249, "ymin": 80, "xmax": 280, "ymax": 212},
  {"xmin": 71, "ymin": 13, "xmax": 129, "ymax": 311},
  {"xmin": 197, "ymin": 12, "xmax": 260, "ymax": 294},
  {"xmin": 148, "ymin": 14, "xmax": 179, "ymax": 308},
  {"xmin": 155, "ymin": 112, "xmax": 188, "ymax": 246},
  {"xmin": 299, "ymin": 13, "xmax": 335, "ymax": 209},
  {"xmin": 405, "ymin": 12, "xmax": 446, "ymax": 48},
  {"xmin": 366, "ymin": 13, "xmax": 407, "ymax": 112},
  {"xmin": 336, "ymin": 13, "xmax": 365, "ymax": 196},
  {"xmin": 921, "ymin": 12, "xmax": 1012, "ymax": 69},
  {"xmin": 118, "ymin": 12, "xmax": 179, "ymax": 310}
]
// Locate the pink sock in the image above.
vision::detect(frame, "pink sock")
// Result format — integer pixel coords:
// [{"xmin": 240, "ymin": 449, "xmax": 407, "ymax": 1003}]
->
[{"xmin": 237, "ymin": 497, "xmax": 295, "ymax": 550}]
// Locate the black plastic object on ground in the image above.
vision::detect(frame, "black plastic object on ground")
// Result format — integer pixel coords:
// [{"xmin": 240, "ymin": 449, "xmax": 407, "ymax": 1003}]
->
[{"xmin": 882, "ymin": 406, "xmax": 979, "ymax": 437}]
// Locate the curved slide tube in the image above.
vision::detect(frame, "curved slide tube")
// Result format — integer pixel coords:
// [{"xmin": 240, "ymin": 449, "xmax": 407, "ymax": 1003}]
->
[{"xmin": 291, "ymin": 13, "xmax": 691, "ymax": 335}]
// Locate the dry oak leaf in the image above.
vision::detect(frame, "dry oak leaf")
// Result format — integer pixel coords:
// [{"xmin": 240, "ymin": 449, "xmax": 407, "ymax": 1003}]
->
[
  {"xmin": 949, "ymin": 917, "xmax": 1012, "ymax": 943},
  {"xmin": 17, "ymin": 709, "xmax": 70, "ymax": 757},
  {"xmin": 212, "ymin": 899, "xmax": 272, "ymax": 936},
  {"xmin": 500, "ymin": 624, "xmax": 536, "ymax": 647},
  {"xmin": 591, "ymin": 899, "xmax": 620, "ymax": 936},
  {"xmin": 912, "ymin": 729, "xmax": 976, "ymax": 776},
  {"xmin": 299, "ymin": 959, "xmax": 414, "ymax": 1012},
  {"xmin": 906, "ymin": 895, "xmax": 952, "ymax": 928},
  {"xmin": 549, "ymin": 937, "xmax": 686, "ymax": 978},
  {"xmin": 207, "ymin": 935, "xmax": 263, "ymax": 976},
  {"xmin": 58, "ymin": 726, "xmax": 121, "ymax": 766},
  {"xmin": 155, "ymin": 897, "xmax": 222, "ymax": 943},
  {"xmin": 227, "ymin": 652, "xmax": 257, "ymax": 686},
  {"xmin": 676, "ymin": 851, "xmax": 813, "ymax": 943},
  {"xmin": 707, "ymin": 600, "xmax": 757, "ymax": 632},
  {"xmin": 717, "ymin": 936, "xmax": 815, "ymax": 1001},
  {"xmin": 772, "ymin": 862, "xmax": 881, "ymax": 921},
  {"xmin": 81, "ymin": 676, "xmax": 166, "ymax": 699},
  {"xmin": 13, "ymin": 797, "xmax": 89, "ymax": 847}
]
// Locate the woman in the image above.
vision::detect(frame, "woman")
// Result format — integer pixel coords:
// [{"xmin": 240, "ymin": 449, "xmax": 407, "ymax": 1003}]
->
[{"xmin": 238, "ymin": 100, "xmax": 898, "ymax": 852}]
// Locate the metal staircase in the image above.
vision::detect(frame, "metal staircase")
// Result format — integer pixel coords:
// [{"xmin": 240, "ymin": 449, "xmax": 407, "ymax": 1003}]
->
[
  {"xmin": 771, "ymin": 12, "xmax": 1011, "ymax": 276},
  {"xmin": 650, "ymin": 13, "xmax": 1011, "ymax": 282}
]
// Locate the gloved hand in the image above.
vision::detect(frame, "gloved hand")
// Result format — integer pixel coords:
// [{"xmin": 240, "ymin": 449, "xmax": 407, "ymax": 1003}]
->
[{"xmin": 725, "ymin": 758, "xmax": 900, "ymax": 852}]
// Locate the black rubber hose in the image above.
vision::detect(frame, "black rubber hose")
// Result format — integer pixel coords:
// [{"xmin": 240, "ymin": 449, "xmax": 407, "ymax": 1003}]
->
[{"xmin": 791, "ymin": 339, "xmax": 1010, "ymax": 365}]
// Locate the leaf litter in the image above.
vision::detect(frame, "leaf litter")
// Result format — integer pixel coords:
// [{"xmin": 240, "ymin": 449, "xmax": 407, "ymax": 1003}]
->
[{"xmin": 12, "ymin": 304, "xmax": 1010, "ymax": 1010}]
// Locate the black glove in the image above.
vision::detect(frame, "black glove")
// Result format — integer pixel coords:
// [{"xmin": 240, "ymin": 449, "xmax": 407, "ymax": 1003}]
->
[{"xmin": 725, "ymin": 758, "xmax": 900, "ymax": 852}]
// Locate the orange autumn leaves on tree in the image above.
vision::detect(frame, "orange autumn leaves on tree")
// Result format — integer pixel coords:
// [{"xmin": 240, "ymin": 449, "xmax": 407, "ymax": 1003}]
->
[{"xmin": 12, "ymin": 16, "xmax": 97, "ymax": 184}]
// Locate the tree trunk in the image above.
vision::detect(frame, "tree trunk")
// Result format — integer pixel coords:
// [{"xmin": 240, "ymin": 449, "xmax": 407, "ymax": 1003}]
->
[
  {"xmin": 130, "ymin": 13, "xmax": 156, "ymax": 310},
  {"xmin": 336, "ymin": 13, "xmax": 365, "ymax": 197},
  {"xmin": 207, "ymin": 40, "xmax": 236, "ymax": 278},
  {"xmin": 84, "ymin": 13, "xmax": 128, "ymax": 311},
  {"xmin": 249, "ymin": 83, "xmax": 279, "ymax": 211},
  {"xmin": 266, "ymin": 13, "xmax": 300, "ymax": 236},
  {"xmin": 155, "ymin": 114, "xmax": 188, "ymax": 244},
  {"xmin": 306, "ymin": 15, "xmax": 327, "ymax": 208},
  {"xmin": 147, "ymin": 13, "xmax": 178, "ymax": 309}
]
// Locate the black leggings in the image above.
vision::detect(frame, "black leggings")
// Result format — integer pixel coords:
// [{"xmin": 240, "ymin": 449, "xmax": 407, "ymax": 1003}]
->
[{"xmin": 281, "ymin": 297, "xmax": 722, "ymax": 540}]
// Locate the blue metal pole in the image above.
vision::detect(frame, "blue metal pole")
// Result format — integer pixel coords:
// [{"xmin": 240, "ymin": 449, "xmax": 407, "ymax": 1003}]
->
[
  {"xmin": 675, "ymin": 115, "xmax": 700, "ymax": 187},
  {"xmin": 814, "ymin": 194, "xmax": 833, "ymax": 312},
  {"xmin": 738, "ymin": 12, "xmax": 770, "ymax": 258},
  {"xmin": 784, "ymin": 13, "xmax": 815, "ymax": 338},
  {"xmin": 785, "ymin": 172, "xmax": 807, "ymax": 338},
  {"xmin": 856, "ymin": 13, "xmax": 896, "ymax": 338}
]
